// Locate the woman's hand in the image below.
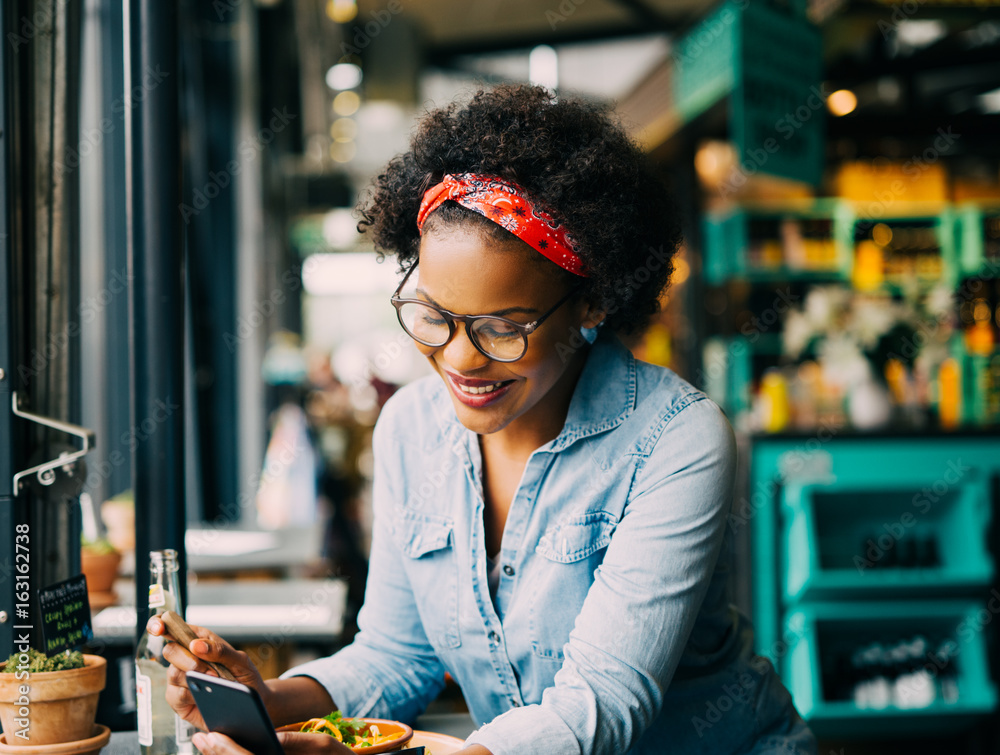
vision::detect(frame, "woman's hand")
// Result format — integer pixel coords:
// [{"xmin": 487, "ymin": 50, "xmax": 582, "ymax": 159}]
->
[
  {"xmin": 146, "ymin": 615, "xmax": 269, "ymax": 730},
  {"xmin": 191, "ymin": 731, "xmax": 355, "ymax": 754}
]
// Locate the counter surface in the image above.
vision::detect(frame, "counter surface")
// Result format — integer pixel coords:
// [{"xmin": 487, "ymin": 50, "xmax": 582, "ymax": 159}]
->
[{"xmin": 104, "ymin": 713, "xmax": 478, "ymax": 753}]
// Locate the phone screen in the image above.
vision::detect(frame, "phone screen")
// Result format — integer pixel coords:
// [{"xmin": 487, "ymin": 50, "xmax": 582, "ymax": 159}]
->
[{"xmin": 186, "ymin": 670, "xmax": 284, "ymax": 755}]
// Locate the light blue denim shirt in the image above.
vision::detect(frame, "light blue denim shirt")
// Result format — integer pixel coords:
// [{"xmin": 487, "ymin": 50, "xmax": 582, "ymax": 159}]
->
[{"xmin": 284, "ymin": 331, "xmax": 815, "ymax": 754}]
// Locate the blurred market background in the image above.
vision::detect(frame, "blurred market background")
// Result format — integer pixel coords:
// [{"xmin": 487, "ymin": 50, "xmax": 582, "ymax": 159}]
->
[{"xmin": 3, "ymin": 0, "xmax": 1000, "ymax": 752}]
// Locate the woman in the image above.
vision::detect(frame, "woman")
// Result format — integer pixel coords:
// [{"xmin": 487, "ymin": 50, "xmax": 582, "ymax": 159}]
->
[{"xmin": 152, "ymin": 84, "xmax": 815, "ymax": 755}]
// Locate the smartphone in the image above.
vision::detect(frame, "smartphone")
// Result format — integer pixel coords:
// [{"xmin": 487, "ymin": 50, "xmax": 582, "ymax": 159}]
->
[{"xmin": 186, "ymin": 670, "xmax": 284, "ymax": 755}]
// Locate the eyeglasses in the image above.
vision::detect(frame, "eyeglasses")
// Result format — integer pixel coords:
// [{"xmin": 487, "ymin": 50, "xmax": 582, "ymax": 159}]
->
[{"xmin": 390, "ymin": 264, "xmax": 580, "ymax": 363}]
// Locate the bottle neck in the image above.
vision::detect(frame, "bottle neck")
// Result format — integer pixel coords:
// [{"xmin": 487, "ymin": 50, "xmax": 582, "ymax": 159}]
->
[{"xmin": 147, "ymin": 561, "xmax": 184, "ymax": 618}]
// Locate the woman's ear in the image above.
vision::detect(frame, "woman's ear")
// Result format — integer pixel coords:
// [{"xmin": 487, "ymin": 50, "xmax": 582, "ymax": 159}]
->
[{"xmin": 580, "ymin": 300, "xmax": 606, "ymax": 330}]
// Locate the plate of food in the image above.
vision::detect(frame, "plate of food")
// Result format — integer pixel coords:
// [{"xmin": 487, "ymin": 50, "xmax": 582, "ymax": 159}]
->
[
  {"xmin": 279, "ymin": 714, "xmax": 413, "ymax": 753},
  {"xmin": 407, "ymin": 730, "xmax": 466, "ymax": 754}
]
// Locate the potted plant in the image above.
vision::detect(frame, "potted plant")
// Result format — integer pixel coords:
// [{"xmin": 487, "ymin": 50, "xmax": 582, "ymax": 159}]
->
[
  {"xmin": 99, "ymin": 491, "xmax": 134, "ymax": 554},
  {"xmin": 0, "ymin": 648, "xmax": 108, "ymax": 752},
  {"xmin": 79, "ymin": 537, "xmax": 121, "ymax": 608}
]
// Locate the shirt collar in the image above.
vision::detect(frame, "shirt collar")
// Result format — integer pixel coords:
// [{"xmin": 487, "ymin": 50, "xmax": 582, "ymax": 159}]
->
[{"xmin": 548, "ymin": 329, "xmax": 636, "ymax": 451}]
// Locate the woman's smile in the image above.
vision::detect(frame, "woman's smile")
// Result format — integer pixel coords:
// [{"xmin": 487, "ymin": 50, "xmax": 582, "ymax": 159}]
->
[{"xmin": 443, "ymin": 371, "xmax": 518, "ymax": 407}]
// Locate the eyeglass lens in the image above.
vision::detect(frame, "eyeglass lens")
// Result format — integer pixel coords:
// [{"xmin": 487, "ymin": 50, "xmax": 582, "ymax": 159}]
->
[{"xmin": 396, "ymin": 301, "xmax": 526, "ymax": 360}]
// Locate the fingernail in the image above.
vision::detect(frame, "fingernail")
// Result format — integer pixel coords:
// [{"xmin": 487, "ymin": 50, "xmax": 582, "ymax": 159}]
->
[{"xmin": 192, "ymin": 640, "xmax": 209, "ymax": 655}]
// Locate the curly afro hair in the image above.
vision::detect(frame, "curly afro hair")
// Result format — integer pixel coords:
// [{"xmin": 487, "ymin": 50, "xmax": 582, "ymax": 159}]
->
[{"xmin": 358, "ymin": 84, "xmax": 681, "ymax": 334}]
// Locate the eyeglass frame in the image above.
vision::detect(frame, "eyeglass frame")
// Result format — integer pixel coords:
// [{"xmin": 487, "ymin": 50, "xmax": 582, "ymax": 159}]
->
[{"xmin": 389, "ymin": 263, "xmax": 583, "ymax": 363}]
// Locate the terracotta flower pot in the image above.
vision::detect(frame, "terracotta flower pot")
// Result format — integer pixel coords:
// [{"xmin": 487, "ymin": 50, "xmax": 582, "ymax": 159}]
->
[
  {"xmin": 0, "ymin": 656, "xmax": 106, "ymax": 747},
  {"xmin": 0, "ymin": 725, "xmax": 110, "ymax": 755},
  {"xmin": 79, "ymin": 551, "xmax": 121, "ymax": 595}
]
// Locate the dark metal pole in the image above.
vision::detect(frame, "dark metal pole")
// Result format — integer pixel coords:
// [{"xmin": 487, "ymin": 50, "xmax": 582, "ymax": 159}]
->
[
  {"xmin": 0, "ymin": 1, "xmax": 17, "ymax": 658},
  {"xmin": 128, "ymin": 0, "xmax": 186, "ymax": 643}
]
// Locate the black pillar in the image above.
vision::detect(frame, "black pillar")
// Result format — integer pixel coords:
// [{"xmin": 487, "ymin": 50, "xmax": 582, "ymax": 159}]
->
[{"xmin": 128, "ymin": 0, "xmax": 186, "ymax": 642}]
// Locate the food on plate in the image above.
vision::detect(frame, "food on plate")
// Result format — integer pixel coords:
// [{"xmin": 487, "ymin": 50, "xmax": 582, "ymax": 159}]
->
[{"xmin": 299, "ymin": 712, "xmax": 405, "ymax": 748}]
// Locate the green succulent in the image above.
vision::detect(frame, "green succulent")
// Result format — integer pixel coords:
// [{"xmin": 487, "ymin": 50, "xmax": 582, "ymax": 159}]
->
[
  {"xmin": 80, "ymin": 534, "xmax": 117, "ymax": 555},
  {"xmin": 2, "ymin": 648, "xmax": 85, "ymax": 673}
]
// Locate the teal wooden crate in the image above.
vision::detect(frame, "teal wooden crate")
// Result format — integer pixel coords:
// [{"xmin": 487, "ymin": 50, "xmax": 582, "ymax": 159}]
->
[
  {"xmin": 955, "ymin": 202, "xmax": 1000, "ymax": 277},
  {"xmin": 965, "ymin": 352, "xmax": 1000, "ymax": 426},
  {"xmin": 782, "ymin": 476, "xmax": 993, "ymax": 603},
  {"xmin": 852, "ymin": 205, "xmax": 959, "ymax": 288},
  {"xmin": 701, "ymin": 334, "xmax": 783, "ymax": 419},
  {"xmin": 750, "ymin": 436, "xmax": 1000, "ymax": 661},
  {"xmin": 703, "ymin": 200, "xmax": 853, "ymax": 285},
  {"xmin": 785, "ymin": 601, "xmax": 998, "ymax": 738},
  {"xmin": 703, "ymin": 212, "xmax": 738, "ymax": 286}
]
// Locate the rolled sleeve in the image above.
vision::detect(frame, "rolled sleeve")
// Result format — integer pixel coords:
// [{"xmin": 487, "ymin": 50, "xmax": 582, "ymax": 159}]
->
[
  {"xmin": 462, "ymin": 396, "xmax": 737, "ymax": 754},
  {"xmin": 466, "ymin": 705, "xmax": 581, "ymax": 755},
  {"xmin": 280, "ymin": 405, "xmax": 446, "ymax": 722}
]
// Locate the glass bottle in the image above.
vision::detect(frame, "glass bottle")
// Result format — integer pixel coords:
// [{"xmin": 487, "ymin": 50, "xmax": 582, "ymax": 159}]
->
[{"xmin": 136, "ymin": 549, "xmax": 196, "ymax": 755}]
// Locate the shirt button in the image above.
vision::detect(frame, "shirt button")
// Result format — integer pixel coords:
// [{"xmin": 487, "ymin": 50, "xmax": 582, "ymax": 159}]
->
[
  {"xmin": 488, "ymin": 631, "xmax": 500, "ymax": 644},
  {"xmin": 503, "ymin": 564, "xmax": 515, "ymax": 577},
  {"xmin": 510, "ymin": 698, "xmax": 521, "ymax": 707}
]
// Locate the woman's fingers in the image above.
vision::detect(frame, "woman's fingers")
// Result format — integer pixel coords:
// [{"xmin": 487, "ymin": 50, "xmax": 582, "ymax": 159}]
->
[
  {"xmin": 277, "ymin": 731, "xmax": 356, "ymax": 754},
  {"xmin": 185, "ymin": 631, "xmax": 251, "ymax": 672},
  {"xmin": 191, "ymin": 732, "xmax": 253, "ymax": 755},
  {"xmin": 156, "ymin": 622, "xmax": 255, "ymax": 685},
  {"xmin": 161, "ymin": 637, "xmax": 212, "ymax": 677},
  {"xmin": 147, "ymin": 619, "xmax": 250, "ymax": 728},
  {"xmin": 189, "ymin": 731, "xmax": 354, "ymax": 755}
]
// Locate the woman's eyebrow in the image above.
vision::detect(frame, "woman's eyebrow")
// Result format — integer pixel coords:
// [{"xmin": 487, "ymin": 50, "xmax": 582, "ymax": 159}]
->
[{"xmin": 415, "ymin": 287, "xmax": 539, "ymax": 316}]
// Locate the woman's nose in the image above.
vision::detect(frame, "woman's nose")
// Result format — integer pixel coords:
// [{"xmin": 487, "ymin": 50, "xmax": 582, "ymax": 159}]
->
[{"xmin": 440, "ymin": 323, "xmax": 491, "ymax": 372}]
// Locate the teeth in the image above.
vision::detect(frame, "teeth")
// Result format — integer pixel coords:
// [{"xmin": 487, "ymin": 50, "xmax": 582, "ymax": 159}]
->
[{"xmin": 456, "ymin": 380, "xmax": 504, "ymax": 395}]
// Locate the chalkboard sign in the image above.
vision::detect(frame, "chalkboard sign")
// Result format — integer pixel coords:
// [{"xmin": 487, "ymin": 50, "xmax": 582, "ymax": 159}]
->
[{"xmin": 38, "ymin": 574, "xmax": 94, "ymax": 655}]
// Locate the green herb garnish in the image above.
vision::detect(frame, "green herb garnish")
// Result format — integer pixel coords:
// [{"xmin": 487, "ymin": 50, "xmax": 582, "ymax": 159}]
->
[{"xmin": 320, "ymin": 711, "xmax": 367, "ymax": 745}]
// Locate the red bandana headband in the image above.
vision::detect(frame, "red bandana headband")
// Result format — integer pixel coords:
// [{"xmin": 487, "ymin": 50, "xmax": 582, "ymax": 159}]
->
[{"xmin": 416, "ymin": 173, "xmax": 588, "ymax": 277}]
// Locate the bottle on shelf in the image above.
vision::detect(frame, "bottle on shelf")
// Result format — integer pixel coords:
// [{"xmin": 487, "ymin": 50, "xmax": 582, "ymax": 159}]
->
[
  {"xmin": 757, "ymin": 368, "xmax": 790, "ymax": 433},
  {"xmin": 936, "ymin": 639, "xmax": 961, "ymax": 704},
  {"xmin": 937, "ymin": 358, "xmax": 962, "ymax": 429},
  {"xmin": 136, "ymin": 549, "xmax": 197, "ymax": 755}
]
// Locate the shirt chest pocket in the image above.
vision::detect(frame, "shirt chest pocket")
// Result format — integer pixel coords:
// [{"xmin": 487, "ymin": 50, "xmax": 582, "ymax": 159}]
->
[
  {"xmin": 529, "ymin": 511, "xmax": 617, "ymax": 660},
  {"xmin": 393, "ymin": 511, "xmax": 462, "ymax": 650}
]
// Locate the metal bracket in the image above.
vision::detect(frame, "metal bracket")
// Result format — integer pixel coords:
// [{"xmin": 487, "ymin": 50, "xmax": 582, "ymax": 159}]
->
[{"xmin": 11, "ymin": 392, "xmax": 96, "ymax": 495}]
